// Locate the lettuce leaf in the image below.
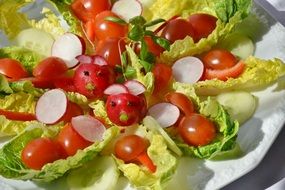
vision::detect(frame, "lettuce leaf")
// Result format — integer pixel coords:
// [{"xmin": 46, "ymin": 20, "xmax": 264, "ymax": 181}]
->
[
  {"xmin": 0, "ymin": 46, "xmax": 42, "ymax": 73},
  {"xmin": 145, "ymin": 0, "xmax": 252, "ymax": 64},
  {"xmin": 0, "ymin": 75, "xmax": 13, "ymax": 94},
  {"xmin": 194, "ymin": 57, "xmax": 285, "ymax": 95},
  {"xmin": 115, "ymin": 125, "xmax": 177, "ymax": 190},
  {"xmin": 173, "ymin": 84, "xmax": 239, "ymax": 159},
  {"xmin": 0, "ymin": 124, "xmax": 119, "ymax": 182},
  {"xmin": 126, "ymin": 46, "xmax": 155, "ymax": 94},
  {"xmin": 0, "ymin": 0, "xmax": 31, "ymax": 39}
]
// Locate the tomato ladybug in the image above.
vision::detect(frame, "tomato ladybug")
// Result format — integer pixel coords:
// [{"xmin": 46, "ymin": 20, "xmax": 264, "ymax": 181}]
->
[
  {"xmin": 73, "ymin": 63, "xmax": 115, "ymax": 99},
  {"xmin": 106, "ymin": 93, "xmax": 147, "ymax": 126}
]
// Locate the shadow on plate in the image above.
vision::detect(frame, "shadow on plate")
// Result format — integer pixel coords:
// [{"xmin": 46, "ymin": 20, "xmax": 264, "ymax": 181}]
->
[{"xmin": 164, "ymin": 158, "xmax": 214, "ymax": 190}]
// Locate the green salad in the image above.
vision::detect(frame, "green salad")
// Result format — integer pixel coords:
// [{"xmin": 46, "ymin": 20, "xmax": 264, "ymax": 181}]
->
[{"xmin": 0, "ymin": 0, "xmax": 284, "ymax": 189}]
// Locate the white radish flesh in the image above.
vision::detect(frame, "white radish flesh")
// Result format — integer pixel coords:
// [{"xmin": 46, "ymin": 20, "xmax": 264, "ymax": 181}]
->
[
  {"xmin": 76, "ymin": 55, "xmax": 93, "ymax": 64},
  {"xmin": 172, "ymin": 56, "xmax": 204, "ymax": 84},
  {"xmin": 52, "ymin": 33, "xmax": 85, "ymax": 68},
  {"xmin": 124, "ymin": 80, "xmax": 146, "ymax": 95},
  {"xmin": 71, "ymin": 115, "xmax": 106, "ymax": 142},
  {"xmin": 104, "ymin": 84, "xmax": 129, "ymax": 95},
  {"xmin": 112, "ymin": 0, "xmax": 143, "ymax": 22},
  {"xmin": 148, "ymin": 103, "xmax": 180, "ymax": 128},
  {"xmin": 92, "ymin": 55, "xmax": 108, "ymax": 66},
  {"xmin": 36, "ymin": 89, "xmax": 68, "ymax": 124}
]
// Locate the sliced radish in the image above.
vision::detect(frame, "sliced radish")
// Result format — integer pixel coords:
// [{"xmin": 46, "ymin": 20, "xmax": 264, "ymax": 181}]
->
[
  {"xmin": 148, "ymin": 103, "xmax": 180, "ymax": 128},
  {"xmin": 36, "ymin": 89, "xmax": 68, "ymax": 124},
  {"xmin": 172, "ymin": 56, "xmax": 204, "ymax": 84},
  {"xmin": 104, "ymin": 84, "xmax": 129, "ymax": 95},
  {"xmin": 52, "ymin": 33, "xmax": 85, "ymax": 68},
  {"xmin": 124, "ymin": 80, "xmax": 146, "ymax": 95},
  {"xmin": 92, "ymin": 55, "xmax": 108, "ymax": 66},
  {"xmin": 76, "ymin": 55, "xmax": 93, "ymax": 64},
  {"xmin": 71, "ymin": 115, "xmax": 106, "ymax": 142},
  {"xmin": 111, "ymin": 0, "xmax": 143, "ymax": 22}
]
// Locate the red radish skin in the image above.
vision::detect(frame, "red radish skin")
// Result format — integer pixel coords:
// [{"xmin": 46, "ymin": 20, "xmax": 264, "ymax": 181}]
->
[
  {"xmin": 52, "ymin": 33, "xmax": 86, "ymax": 69},
  {"xmin": 71, "ymin": 115, "xmax": 106, "ymax": 142},
  {"xmin": 104, "ymin": 84, "xmax": 129, "ymax": 95},
  {"xmin": 124, "ymin": 80, "xmax": 146, "ymax": 96},
  {"xmin": 35, "ymin": 89, "xmax": 68, "ymax": 124},
  {"xmin": 148, "ymin": 103, "xmax": 180, "ymax": 128},
  {"xmin": 111, "ymin": 0, "xmax": 142, "ymax": 22},
  {"xmin": 172, "ymin": 56, "xmax": 204, "ymax": 84}
]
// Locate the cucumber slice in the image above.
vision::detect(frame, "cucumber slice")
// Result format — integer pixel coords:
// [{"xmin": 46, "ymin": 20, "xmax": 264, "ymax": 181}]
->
[
  {"xmin": 67, "ymin": 156, "xmax": 119, "ymax": 190},
  {"xmin": 218, "ymin": 33, "xmax": 255, "ymax": 60},
  {"xmin": 14, "ymin": 28, "xmax": 54, "ymax": 57},
  {"xmin": 143, "ymin": 116, "xmax": 182, "ymax": 156},
  {"xmin": 216, "ymin": 91, "xmax": 257, "ymax": 124}
]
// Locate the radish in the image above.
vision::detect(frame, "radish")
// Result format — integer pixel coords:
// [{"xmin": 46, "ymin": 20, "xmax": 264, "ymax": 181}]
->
[
  {"xmin": 52, "ymin": 33, "xmax": 85, "ymax": 68},
  {"xmin": 76, "ymin": 55, "xmax": 93, "ymax": 64},
  {"xmin": 148, "ymin": 103, "xmax": 180, "ymax": 128},
  {"xmin": 124, "ymin": 80, "xmax": 146, "ymax": 95},
  {"xmin": 35, "ymin": 89, "xmax": 68, "ymax": 124},
  {"xmin": 71, "ymin": 115, "xmax": 106, "ymax": 142},
  {"xmin": 111, "ymin": 0, "xmax": 143, "ymax": 22},
  {"xmin": 92, "ymin": 55, "xmax": 108, "ymax": 66},
  {"xmin": 104, "ymin": 84, "xmax": 129, "ymax": 95},
  {"xmin": 172, "ymin": 56, "xmax": 204, "ymax": 84}
]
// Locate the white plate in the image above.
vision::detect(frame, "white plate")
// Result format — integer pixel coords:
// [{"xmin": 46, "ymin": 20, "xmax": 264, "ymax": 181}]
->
[{"xmin": 0, "ymin": 1, "xmax": 285, "ymax": 190}]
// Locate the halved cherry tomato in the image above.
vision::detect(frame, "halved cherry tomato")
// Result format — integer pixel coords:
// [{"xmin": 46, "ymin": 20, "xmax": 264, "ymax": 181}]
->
[
  {"xmin": 152, "ymin": 63, "xmax": 172, "ymax": 94},
  {"xmin": 94, "ymin": 11, "xmax": 128, "ymax": 41},
  {"xmin": 178, "ymin": 114, "xmax": 216, "ymax": 146},
  {"xmin": 30, "ymin": 77, "xmax": 55, "ymax": 89},
  {"xmin": 165, "ymin": 92, "xmax": 195, "ymax": 116},
  {"xmin": 60, "ymin": 102, "xmax": 84, "ymax": 123},
  {"xmin": 188, "ymin": 13, "xmax": 217, "ymax": 41},
  {"xmin": 0, "ymin": 58, "xmax": 29, "ymax": 79},
  {"xmin": 204, "ymin": 61, "xmax": 245, "ymax": 81},
  {"xmin": 0, "ymin": 109, "xmax": 36, "ymax": 121},
  {"xmin": 84, "ymin": 20, "xmax": 96, "ymax": 42},
  {"xmin": 115, "ymin": 135, "xmax": 156, "ymax": 172},
  {"xmin": 71, "ymin": 0, "xmax": 111, "ymax": 22},
  {"xmin": 202, "ymin": 49, "xmax": 237, "ymax": 70},
  {"xmin": 56, "ymin": 123, "xmax": 92, "ymax": 156},
  {"xmin": 136, "ymin": 36, "xmax": 165, "ymax": 56},
  {"xmin": 21, "ymin": 138, "xmax": 65, "ymax": 170},
  {"xmin": 33, "ymin": 57, "xmax": 68, "ymax": 79},
  {"xmin": 161, "ymin": 19, "xmax": 197, "ymax": 43},
  {"xmin": 95, "ymin": 37, "xmax": 126, "ymax": 67},
  {"xmin": 154, "ymin": 15, "xmax": 179, "ymax": 34}
]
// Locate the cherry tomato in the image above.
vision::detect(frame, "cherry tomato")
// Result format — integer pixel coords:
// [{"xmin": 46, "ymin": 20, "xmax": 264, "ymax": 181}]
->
[
  {"xmin": 202, "ymin": 49, "xmax": 237, "ymax": 70},
  {"xmin": 0, "ymin": 58, "xmax": 29, "ymax": 79},
  {"xmin": 178, "ymin": 114, "xmax": 216, "ymax": 146},
  {"xmin": 33, "ymin": 57, "xmax": 68, "ymax": 79},
  {"xmin": 136, "ymin": 36, "xmax": 165, "ymax": 56},
  {"xmin": 161, "ymin": 19, "xmax": 197, "ymax": 43},
  {"xmin": 21, "ymin": 138, "xmax": 65, "ymax": 170},
  {"xmin": 56, "ymin": 123, "xmax": 92, "ymax": 156},
  {"xmin": 71, "ymin": 0, "xmax": 111, "ymax": 22},
  {"xmin": 95, "ymin": 37, "xmax": 126, "ymax": 67},
  {"xmin": 188, "ymin": 13, "xmax": 217, "ymax": 41},
  {"xmin": 165, "ymin": 92, "xmax": 195, "ymax": 116},
  {"xmin": 115, "ymin": 135, "xmax": 147, "ymax": 162},
  {"xmin": 94, "ymin": 11, "xmax": 128, "ymax": 40},
  {"xmin": 152, "ymin": 63, "xmax": 172, "ymax": 94},
  {"xmin": 73, "ymin": 63, "xmax": 115, "ymax": 98},
  {"xmin": 30, "ymin": 77, "xmax": 55, "ymax": 89},
  {"xmin": 106, "ymin": 93, "xmax": 147, "ymax": 126},
  {"xmin": 0, "ymin": 109, "xmax": 36, "ymax": 121},
  {"xmin": 60, "ymin": 102, "xmax": 84, "ymax": 123},
  {"xmin": 204, "ymin": 61, "xmax": 245, "ymax": 81}
]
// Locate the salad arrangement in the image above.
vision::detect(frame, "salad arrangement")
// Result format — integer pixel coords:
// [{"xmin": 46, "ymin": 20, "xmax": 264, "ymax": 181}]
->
[{"xmin": 0, "ymin": 0, "xmax": 285, "ymax": 189}]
